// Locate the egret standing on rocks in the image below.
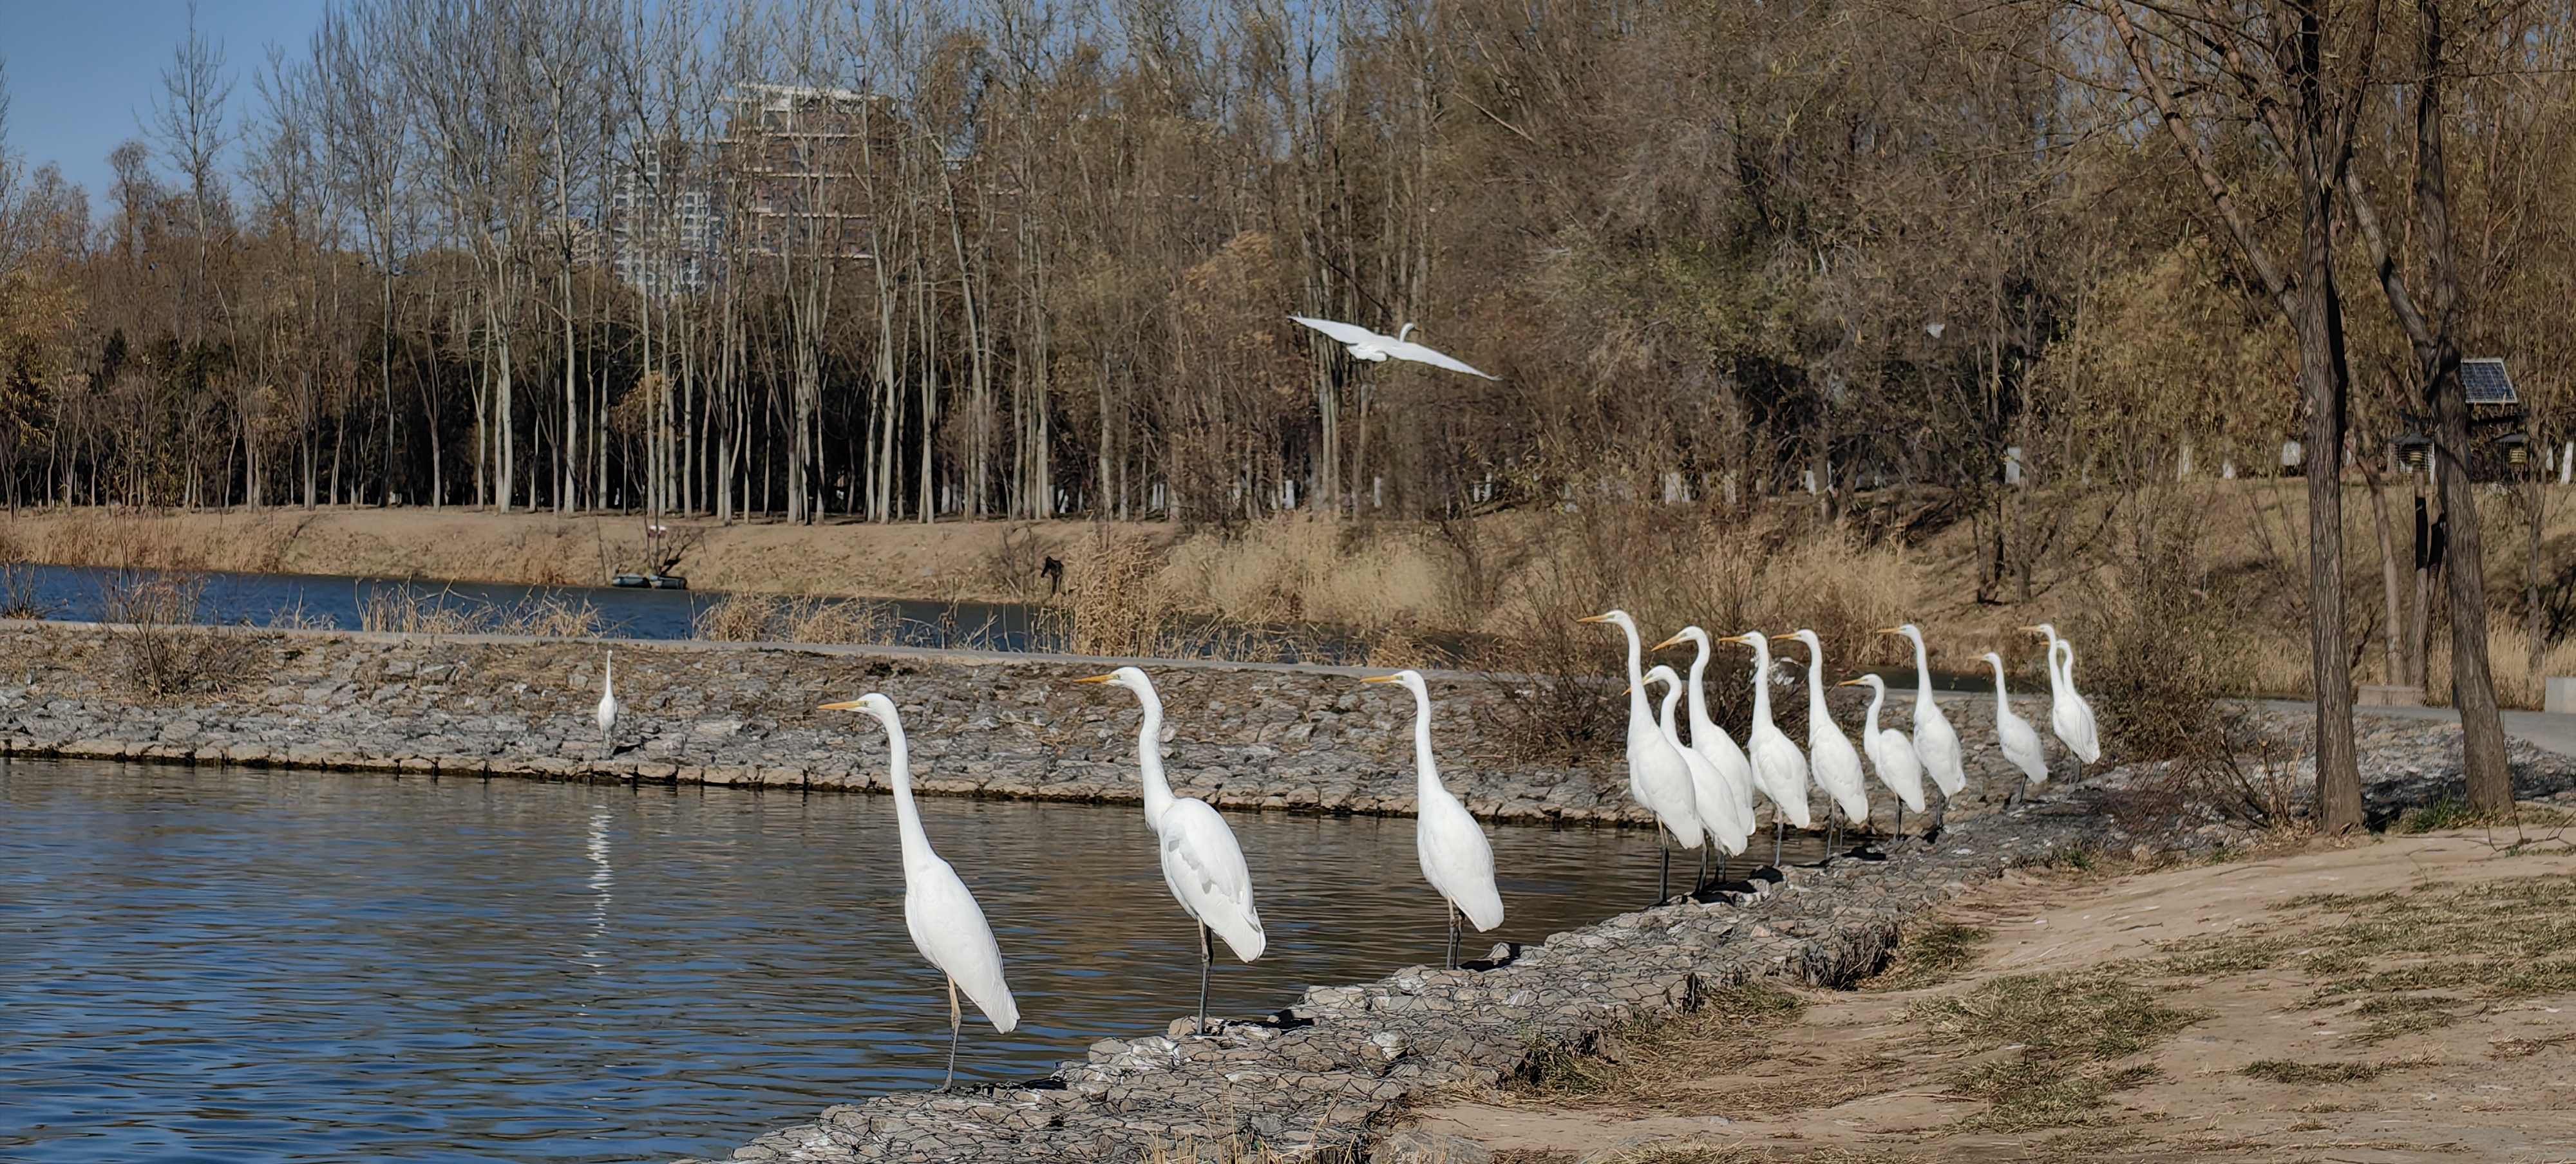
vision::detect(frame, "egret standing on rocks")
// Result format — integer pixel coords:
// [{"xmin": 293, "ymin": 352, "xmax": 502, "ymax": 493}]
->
[
  {"xmin": 2025, "ymin": 624, "xmax": 2102, "ymax": 766},
  {"xmin": 1580, "ymin": 611, "xmax": 1704, "ymax": 902},
  {"xmin": 596, "ymin": 650, "xmax": 621, "ymax": 751},
  {"xmin": 816, "ymin": 693, "xmax": 1018, "ymax": 1089},
  {"xmin": 1287, "ymin": 316, "xmax": 1497, "ymax": 379},
  {"xmin": 1075, "ymin": 667, "xmax": 1265, "ymax": 1035},
  {"xmin": 1878, "ymin": 626, "xmax": 1965, "ymax": 816},
  {"xmin": 1719, "ymin": 631, "xmax": 1810, "ymax": 866},
  {"xmin": 1363, "ymin": 670, "xmax": 1503, "ymax": 969},
  {"xmin": 1655, "ymin": 626, "xmax": 1758, "ymax": 857},
  {"xmin": 1645, "ymin": 664, "xmax": 1750, "ymax": 888},
  {"xmin": 1839, "ymin": 673, "xmax": 1926, "ymax": 840},
  {"xmin": 1778, "ymin": 630, "xmax": 1868, "ymax": 854},
  {"xmin": 1985, "ymin": 652, "xmax": 2050, "ymax": 790}
]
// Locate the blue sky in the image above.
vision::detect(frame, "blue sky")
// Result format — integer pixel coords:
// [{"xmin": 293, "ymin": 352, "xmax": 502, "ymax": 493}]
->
[{"xmin": 1, "ymin": 1, "xmax": 334, "ymax": 196}]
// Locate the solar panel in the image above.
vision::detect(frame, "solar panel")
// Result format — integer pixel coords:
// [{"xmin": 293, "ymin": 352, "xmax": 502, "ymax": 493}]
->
[{"xmin": 2461, "ymin": 358, "xmax": 2518, "ymax": 404}]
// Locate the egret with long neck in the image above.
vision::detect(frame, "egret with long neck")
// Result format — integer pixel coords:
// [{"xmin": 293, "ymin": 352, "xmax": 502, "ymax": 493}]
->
[
  {"xmin": 1721, "ymin": 630, "xmax": 1810, "ymax": 865},
  {"xmin": 1778, "ymin": 629, "xmax": 1868, "ymax": 854},
  {"xmin": 1363, "ymin": 670, "xmax": 1504, "ymax": 968},
  {"xmin": 1580, "ymin": 610, "xmax": 1703, "ymax": 902},
  {"xmin": 815, "ymin": 693, "xmax": 1018, "ymax": 1089},
  {"xmin": 1655, "ymin": 626, "xmax": 1757, "ymax": 863},
  {"xmin": 1075, "ymin": 667, "xmax": 1265, "ymax": 1035},
  {"xmin": 1645, "ymin": 664, "xmax": 1748, "ymax": 892}
]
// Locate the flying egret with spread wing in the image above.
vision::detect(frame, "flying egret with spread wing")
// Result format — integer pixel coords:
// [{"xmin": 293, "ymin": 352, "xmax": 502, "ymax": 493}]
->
[
  {"xmin": 1364, "ymin": 670, "xmax": 1504, "ymax": 968},
  {"xmin": 1076, "ymin": 667, "xmax": 1265, "ymax": 1036},
  {"xmin": 1289, "ymin": 316, "xmax": 1497, "ymax": 380},
  {"xmin": 815, "ymin": 693, "xmax": 1019, "ymax": 1089}
]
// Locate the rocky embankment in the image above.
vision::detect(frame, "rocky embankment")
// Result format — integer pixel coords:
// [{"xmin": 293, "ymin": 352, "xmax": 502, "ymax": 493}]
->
[
  {"xmin": 0, "ymin": 621, "xmax": 2050, "ymax": 831},
  {"xmin": 688, "ymin": 800, "xmax": 2112, "ymax": 1163}
]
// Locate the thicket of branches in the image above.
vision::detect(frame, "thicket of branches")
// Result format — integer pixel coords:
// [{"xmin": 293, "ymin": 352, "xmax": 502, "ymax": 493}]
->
[{"xmin": 0, "ymin": 0, "xmax": 2568, "ymax": 567}]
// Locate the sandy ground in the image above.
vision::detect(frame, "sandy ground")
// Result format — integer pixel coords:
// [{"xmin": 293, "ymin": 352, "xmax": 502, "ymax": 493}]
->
[
  {"xmin": 0, "ymin": 507, "xmax": 1148, "ymax": 601},
  {"xmin": 1415, "ymin": 823, "xmax": 2576, "ymax": 1163}
]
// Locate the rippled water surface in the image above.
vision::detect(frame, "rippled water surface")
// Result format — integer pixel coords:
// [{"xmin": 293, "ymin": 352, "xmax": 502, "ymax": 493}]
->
[{"xmin": 0, "ymin": 760, "xmax": 1804, "ymax": 1163}]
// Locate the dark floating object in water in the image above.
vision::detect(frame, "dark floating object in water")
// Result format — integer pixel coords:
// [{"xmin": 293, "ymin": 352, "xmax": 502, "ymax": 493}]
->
[{"xmin": 611, "ymin": 573, "xmax": 688, "ymax": 590}]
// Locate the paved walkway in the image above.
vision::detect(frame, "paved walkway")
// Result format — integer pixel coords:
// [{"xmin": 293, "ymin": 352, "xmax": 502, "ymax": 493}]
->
[{"xmin": 2261, "ymin": 698, "xmax": 2576, "ymax": 759}]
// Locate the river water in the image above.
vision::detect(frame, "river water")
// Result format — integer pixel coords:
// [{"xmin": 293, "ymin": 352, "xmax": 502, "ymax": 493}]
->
[{"xmin": 0, "ymin": 759, "xmax": 1813, "ymax": 1163}]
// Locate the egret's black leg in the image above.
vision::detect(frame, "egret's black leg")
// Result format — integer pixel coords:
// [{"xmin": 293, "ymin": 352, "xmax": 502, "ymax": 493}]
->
[
  {"xmin": 1772, "ymin": 818, "xmax": 1784, "ymax": 867},
  {"xmin": 1446, "ymin": 900, "xmax": 1460, "ymax": 970},
  {"xmin": 1657, "ymin": 832, "xmax": 1672, "ymax": 903},
  {"xmin": 1195, "ymin": 921, "xmax": 1213, "ymax": 1036}
]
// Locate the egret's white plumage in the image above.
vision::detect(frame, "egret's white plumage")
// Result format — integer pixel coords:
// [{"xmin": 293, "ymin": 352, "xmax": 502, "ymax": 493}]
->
[
  {"xmin": 2056, "ymin": 639, "xmax": 2102, "ymax": 760},
  {"xmin": 2027, "ymin": 624, "xmax": 2103, "ymax": 764},
  {"xmin": 1365, "ymin": 670, "xmax": 1502, "ymax": 966},
  {"xmin": 1721, "ymin": 631, "xmax": 1812, "ymax": 831},
  {"xmin": 1880, "ymin": 624, "xmax": 1965, "ymax": 797},
  {"xmin": 1779, "ymin": 630, "xmax": 1869, "ymax": 825},
  {"xmin": 1645, "ymin": 664, "xmax": 1748, "ymax": 859},
  {"xmin": 596, "ymin": 650, "xmax": 620, "ymax": 745},
  {"xmin": 1658, "ymin": 626, "xmax": 1758, "ymax": 851},
  {"xmin": 1580, "ymin": 611, "xmax": 1705, "ymax": 853},
  {"xmin": 817, "ymin": 693, "xmax": 1018, "ymax": 1087},
  {"xmin": 1840, "ymin": 673, "xmax": 1926, "ymax": 813},
  {"xmin": 1082, "ymin": 667, "xmax": 1266, "ymax": 964},
  {"xmin": 1985, "ymin": 652, "xmax": 2050, "ymax": 785},
  {"xmin": 1288, "ymin": 315, "xmax": 1498, "ymax": 380}
]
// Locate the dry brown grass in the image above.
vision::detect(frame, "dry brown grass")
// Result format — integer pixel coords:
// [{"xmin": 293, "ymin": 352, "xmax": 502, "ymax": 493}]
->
[
  {"xmin": 357, "ymin": 585, "xmax": 602, "ymax": 638},
  {"xmin": 694, "ymin": 592, "xmax": 780, "ymax": 641},
  {"xmin": 1069, "ymin": 533, "xmax": 1182, "ymax": 657},
  {"xmin": 95, "ymin": 571, "xmax": 260, "ymax": 698}
]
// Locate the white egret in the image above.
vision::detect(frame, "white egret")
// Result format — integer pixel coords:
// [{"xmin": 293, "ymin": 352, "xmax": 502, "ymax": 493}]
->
[
  {"xmin": 1645, "ymin": 664, "xmax": 1750, "ymax": 893},
  {"xmin": 1877, "ymin": 625, "xmax": 1965, "ymax": 802},
  {"xmin": 1363, "ymin": 670, "xmax": 1503, "ymax": 968},
  {"xmin": 2056, "ymin": 639, "xmax": 2103, "ymax": 759},
  {"xmin": 1838, "ymin": 674, "xmax": 1926, "ymax": 840},
  {"xmin": 596, "ymin": 650, "xmax": 620, "ymax": 749},
  {"xmin": 1654, "ymin": 626, "xmax": 1759, "ymax": 856},
  {"xmin": 1579, "ymin": 610, "xmax": 1705, "ymax": 903},
  {"xmin": 1075, "ymin": 667, "xmax": 1265, "ymax": 1035},
  {"xmin": 1985, "ymin": 652, "xmax": 2050, "ymax": 789},
  {"xmin": 2025, "ymin": 624, "xmax": 2103, "ymax": 765},
  {"xmin": 1777, "ymin": 630, "xmax": 1869, "ymax": 853},
  {"xmin": 1718, "ymin": 630, "xmax": 1810, "ymax": 866},
  {"xmin": 1288, "ymin": 315, "xmax": 1497, "ymax": 380},
  {"xmin": 816, "ymin": 693, "xmax": 1019, "ymax": 1089}
]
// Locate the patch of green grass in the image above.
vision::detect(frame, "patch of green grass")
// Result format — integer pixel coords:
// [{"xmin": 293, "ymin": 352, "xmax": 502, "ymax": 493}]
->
[
  {"xmin": 2394, "ymin": 796, "xmax": 2475, "ymax": 833},
  {"xmin": 1867, "ymin": 923, "xmax": 1989, "ymax": 991},
  {"xmin": 2240, "ymin": 1060, "xmax": 2387, "ymax": 1084},
  {"xmin": 2057, "ymin": 846, "xmax": 2101, "ymax": 872}
]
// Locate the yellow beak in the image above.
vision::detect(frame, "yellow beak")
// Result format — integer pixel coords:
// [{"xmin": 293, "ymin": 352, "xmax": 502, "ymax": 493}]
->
[
  {"xmin": 1651, "ymin": 633, "xmax": 1687, "ymax": 651},
  {"xmin": 817, "ymin": 699, "xmax": 866, "ymax": 710},
  {"xmin": 1576, "ymin": 614, "xmax": 1613, "ymax": 624},
  {"xmin": 1834, "ymin": 677, "xmax": 1866, "ymax": 687},
  {"xmin": 1073, "ymin": 674, "xmax": 1115, "ymax": 684},
  {"xmin": 1770, "ymin": 632, "xmax": 1799, "ymax": 641},
  {"xmin": 1871, "ymin": 626, "xmax": 1900, "ymax": 636},
  {"xmin": 2018, "ymin": 625, "xmax": 2045, "ymax": 634},
  {"xmin": 1360, "ymin": 675, "xmax": 1399, "ymax": 684}
]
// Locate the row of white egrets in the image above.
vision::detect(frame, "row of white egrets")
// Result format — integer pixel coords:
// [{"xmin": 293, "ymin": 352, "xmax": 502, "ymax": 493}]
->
[{"xmin": 586, "ymin": 614, "xmax": 2100, "ymax": 1088}]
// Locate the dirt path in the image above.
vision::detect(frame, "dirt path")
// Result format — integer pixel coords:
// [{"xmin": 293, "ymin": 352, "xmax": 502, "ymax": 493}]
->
[{"xmin": 1415, "ymin": 822, "xmax": 2576, "ymax": 1162}]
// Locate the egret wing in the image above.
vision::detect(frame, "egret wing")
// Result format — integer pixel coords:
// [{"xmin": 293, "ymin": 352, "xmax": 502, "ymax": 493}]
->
[
  {"xmin": 1159, "ymin": 798, "xmax": 1266, "ymax": 962},
  {"xmin": 1876, "ymin": 727, "xmax": 1926, "ymax": 812},
  {"xmin": 1913, "ymin": 709, "xmax": 1966, "ymax": 796},
  {"xmin": 1381, "ymin": 337, "xmax": 1499, "ymax": 380},
  {"xmin": 903, "ymin": 854, "xmax": 1020, "ymax": 1033},
  {"xmin": 1998, "ymin": 713, "xmax": 2049, "ymax": 784},
  {"xmin": 1287, "ymin": 315, "xmax": 1385, "ymax": 347},
  {"xmin": 1416, "ymin": 794, "xmax": 1504, "ymax": 931}
]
